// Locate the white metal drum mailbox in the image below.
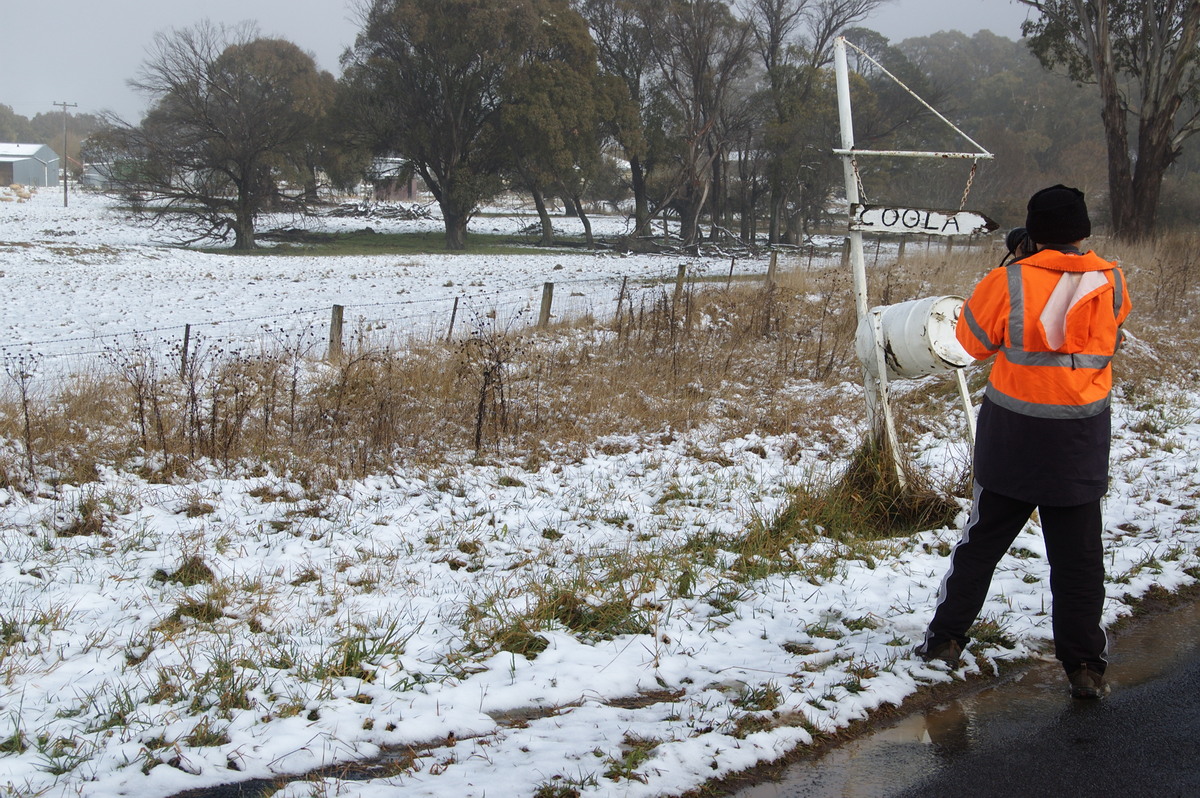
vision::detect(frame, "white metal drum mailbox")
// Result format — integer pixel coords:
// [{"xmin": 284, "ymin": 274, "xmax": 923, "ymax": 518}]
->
[{"xmin": 855, "ymin": 295, "xmax": 972, "ymax": 381}]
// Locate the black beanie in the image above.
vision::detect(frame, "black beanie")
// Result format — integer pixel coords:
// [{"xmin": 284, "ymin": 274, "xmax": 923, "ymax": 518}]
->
[{"xmin": 1025, "ymin": 184, "xmax": 1090, "ymax": 244}]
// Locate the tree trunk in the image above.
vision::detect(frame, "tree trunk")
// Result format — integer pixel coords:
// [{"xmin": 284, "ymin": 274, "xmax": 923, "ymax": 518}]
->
[
  {"xmin": 783, "ymin": 202, "xmax": 803, "ymax": 246},
  {"xmin": 707, "ymin": 150, "xmax": 725, "ymax": 242},
  {"xmin": 683, "ymin": 181, "xmax": 709, "ymax": 254},
  {"xmin": 738, "ymin": 149, "xmax": 756, "ymax": 244},
  {"xmin": 1094, "ymin": 46, "xmax": 1137, "ymax": 239},
  {"xmin": 1112, "ymin": 89, "xmax": 1181, "ymax": 240},
  {"xmin": 531, "ymin": 185, "xmax": 554, "ymax": 245},
  {"xmin": 740, "ymin": 181, "xmax": 754, "ymax": 243},
  {"xmin": 442, "ymin": 207, "xmax": 469, "ymax": 250},
  {"xmin": 629, "ymin": 155, "xmax": 651, "ymax": 237},
  {"xmin": 571, "ymin": 191, "xmax": 594, "ymax": 249},
  {"xmin": 768, "ymin": 182, "xmax": 783, "ymax": 245},
  {"xmin": 233, "ymin": 201, "xmax": 256, "ymax": 250},
  {"xmin": 679, "ymin": 196, "xmax": 699, "ymax": 251},
  {"xmin": 304, "ymin": 159, "xmax": 321, "ymax": 204}
]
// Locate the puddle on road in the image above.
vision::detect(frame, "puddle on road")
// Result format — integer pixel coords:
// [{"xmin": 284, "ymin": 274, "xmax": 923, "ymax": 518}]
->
[{"xmin": 735, "ymin": 598, "xmax": 1200, "ymax": 798}]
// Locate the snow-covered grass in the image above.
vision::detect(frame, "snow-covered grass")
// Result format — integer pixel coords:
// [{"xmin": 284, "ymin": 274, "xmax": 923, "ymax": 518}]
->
[{"xmin": 0, "ymin": 186, "xmax": 1198, "ymax": 798}]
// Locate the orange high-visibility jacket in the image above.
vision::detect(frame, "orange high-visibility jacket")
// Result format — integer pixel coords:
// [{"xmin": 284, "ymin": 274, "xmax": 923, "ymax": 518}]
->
[{"xmin": 956, "ymin": 248, "xmax": 1131, "ymax": 419}]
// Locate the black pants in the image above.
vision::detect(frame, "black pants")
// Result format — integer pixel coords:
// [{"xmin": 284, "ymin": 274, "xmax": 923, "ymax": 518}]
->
[{"xmin": 920, "ymin": 485, "xmax": 1108, "ymax": 673}]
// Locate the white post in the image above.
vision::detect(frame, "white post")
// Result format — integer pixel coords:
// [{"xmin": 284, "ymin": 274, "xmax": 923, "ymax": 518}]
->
[
  {"xmin": 955, "ymin": 368, "xmax": 976, "ymax": 446},
  {"xmin": 871, "ymin": 310, "xmax": 907, "ymax": 487},
  {"xmin": 836, "ymin": 37, "xmax": 891, "ymax": 459},
  {"xmin": 835, "ymin": 40, "xmax": 870, "ymax": 327}
]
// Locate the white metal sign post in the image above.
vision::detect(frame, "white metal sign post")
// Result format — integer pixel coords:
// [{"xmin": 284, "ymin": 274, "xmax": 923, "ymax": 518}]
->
[
  {"xmin": 833, "ymin": 37, "xmax": 994, "ymax": 477},
  {"xmin": 834, "ymin": 41, "xmax": 886, "ymax": 457}
]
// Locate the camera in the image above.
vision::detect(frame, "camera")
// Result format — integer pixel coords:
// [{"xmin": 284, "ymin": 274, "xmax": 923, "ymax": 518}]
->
[{"xmin": 1005, "ymin": 227, "xmax": 1037, "ymax": 259}]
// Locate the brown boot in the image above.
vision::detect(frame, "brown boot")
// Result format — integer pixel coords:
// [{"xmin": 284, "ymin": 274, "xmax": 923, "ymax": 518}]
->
[
  {"xmin": 916, "ymin": 639, "xmax": 963, "ymax": 667},
  {"xmin": 1067, "ymin": 664, "xmax": 1109, "ymax": 699}
]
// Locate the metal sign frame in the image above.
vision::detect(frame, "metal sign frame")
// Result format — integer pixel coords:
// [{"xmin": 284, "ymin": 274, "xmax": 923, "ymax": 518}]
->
[{"xmin": 834, "ymin": 36, "xmax": 991, "ymax": 479}]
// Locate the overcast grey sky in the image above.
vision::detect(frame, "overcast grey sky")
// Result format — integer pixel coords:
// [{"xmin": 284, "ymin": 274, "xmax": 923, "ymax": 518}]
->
[{"xmin": 3, "ymin": 0, "xmax": 1033, "ymax": 122}]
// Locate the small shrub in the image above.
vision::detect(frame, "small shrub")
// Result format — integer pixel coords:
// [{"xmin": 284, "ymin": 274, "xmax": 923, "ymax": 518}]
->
[
  {"xmin": 733, "ymin": 681, "xmax": 782, "ymax": 712},
  {"xmin": 153, "ymin": 555, "xmax": 215, "ymax": 586},
  {"xmin": 56, "ymin": 493, "xmax": 111, "ymax": 538},
  {"xmin": 968, "ymin": 618, "xmax": 1016, "ymax": 650}
]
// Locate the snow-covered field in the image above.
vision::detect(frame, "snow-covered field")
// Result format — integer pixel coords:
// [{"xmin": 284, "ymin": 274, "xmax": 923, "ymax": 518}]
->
[
  {"xmin": 0, "ymin": 187, "xmax": 1198, "ymax": 798},
  {"xmin": 0, "ymin": 190, "xmax": 727, "ymax": 373}
]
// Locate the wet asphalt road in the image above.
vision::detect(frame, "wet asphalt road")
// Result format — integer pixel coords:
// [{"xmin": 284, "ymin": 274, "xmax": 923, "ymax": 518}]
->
[
  {"xmin": 736, "ymin": 597, "xmax": 1200, "ymax": 798},
  {"xmin": 894, "ymin": 649, "xmax": 1200, "ymax": 797}
]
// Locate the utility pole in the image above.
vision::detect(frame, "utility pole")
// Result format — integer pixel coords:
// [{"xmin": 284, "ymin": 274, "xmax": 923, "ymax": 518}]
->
[{"xmin": 53, "ymin": 101, "xmax": 77, "ymax": 207}]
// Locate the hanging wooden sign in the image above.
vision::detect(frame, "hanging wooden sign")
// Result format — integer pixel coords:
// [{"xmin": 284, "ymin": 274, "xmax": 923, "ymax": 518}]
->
[{"xmin": 850, "ymin": 204, "xmax": 997, "ymax": 237}]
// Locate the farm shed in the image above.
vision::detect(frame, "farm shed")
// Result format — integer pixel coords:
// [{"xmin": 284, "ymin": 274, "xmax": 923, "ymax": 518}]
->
[{"xmin": 0, "ymin": 143, "xmax": 60, "ymax": 187}]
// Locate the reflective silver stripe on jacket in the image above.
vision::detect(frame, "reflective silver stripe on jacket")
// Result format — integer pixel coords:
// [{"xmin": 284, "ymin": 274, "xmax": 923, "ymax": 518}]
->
[
  {"xmin": 985, "ymin": 384, "xmax": 1111, "ymax": 419},
  {"xmin": 1001, "ymin": 349, "xmax": 1115, "ymax": 369},
  {"xmin": 961, "ymin": 303, "xmax": 997, "ymax": 351},
  {"xmin": 1006, "ymin": 264, "xmax": 1025, "ymax": 348}
]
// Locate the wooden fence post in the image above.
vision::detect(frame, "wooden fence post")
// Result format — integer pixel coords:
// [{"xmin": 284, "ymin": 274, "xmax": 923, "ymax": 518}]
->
[
  {"xmin": 180, "ymin": 324, "xmax": 191, "ymax": 378},
  {"xmin": 673, "ymin": 264, "xmax": 687, "ymax": 306},
  {"xmin": 538, "ymin": 282, "xmax": 554, "ymax": 328},
  {"xmin": 840, "ymin": 237, "xmax": 851, "ymax": 268},
  {"xmin": 727, "ymin": 256, "xmax": 736, "ymax": 285},
  {"xmin": 614, "ymin": 276, "xmax": 628, "ymax": 327},
  {"xmin": 446, "ymin": 296, "xmax": 459, "ymax": 342},
  {"xmin": 328, "ymin": 304, "xmax": 344, "ymax": 359},
  {"xmin": 766, "ymin": 251, "xmax": 778, "ymax": 286}
]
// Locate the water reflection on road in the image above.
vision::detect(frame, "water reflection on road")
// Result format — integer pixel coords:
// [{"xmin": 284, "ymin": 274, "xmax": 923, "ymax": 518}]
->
[{"xmin": 735, "ymin": 598, "xmax": 1200, "ymax": 798}]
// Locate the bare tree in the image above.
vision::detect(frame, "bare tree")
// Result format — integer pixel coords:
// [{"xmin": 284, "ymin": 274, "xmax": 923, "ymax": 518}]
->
[
  {"xmin": 1020, "ymin": 0, "xmax": 1200, "ymax": 239},
  {"xmin": 652, "ymin": 0, "xmax": 754, "ymax": 250},
  {"xmin": 89, "ymin": 22, "xmax": 333, "ymax": 249},
  {"xmin": 575, "ymin": 0, "xmax": 660, "ymax": 238},
  {"xmin": 743, "ymin": 0, "xmax": 886, "ymax": 242}
]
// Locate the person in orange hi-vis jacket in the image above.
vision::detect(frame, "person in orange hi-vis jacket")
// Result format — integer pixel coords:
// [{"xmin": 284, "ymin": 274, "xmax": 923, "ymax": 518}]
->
[{"xmin": 914, "ymin": 184, "xmax": 1132, "ymax": 700}]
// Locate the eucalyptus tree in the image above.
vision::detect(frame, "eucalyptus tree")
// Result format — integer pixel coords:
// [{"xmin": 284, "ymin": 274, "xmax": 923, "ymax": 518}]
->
[
  {"xmin": 1019, "ymin": 0, "xmax": 1200, "ymax": 239},
  {"xmin": 343, "ymin": 0, "xmax": 613, "ymax": 249},
  {"xmin": 342, "ymin": 0, "xmax": 513, "ymax": 249},
  {"xmin": 650, "ymin": 0, "xmax": 754, "ymax": 250},
  {"xmin": 501, "ymin": 0, "xmax": 629, "ymax": 247},
  {"xmin": 0, "ymin": 104, "xmax": 36, "ymax": 142}
]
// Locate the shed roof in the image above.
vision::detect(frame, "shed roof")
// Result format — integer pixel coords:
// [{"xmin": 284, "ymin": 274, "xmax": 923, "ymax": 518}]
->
[{"xmin": 0, "ymin": 143, "xmax": 55, "ymax": 158}]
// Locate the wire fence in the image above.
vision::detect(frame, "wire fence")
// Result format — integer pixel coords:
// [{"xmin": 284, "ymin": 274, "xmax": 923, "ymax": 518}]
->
[
  {"xmin": 0, "ymin": 229, "xmax": 993, "ymax": 386},
  {"xmin": 0, "ymin": 261, "xmax": 767, "ymax": 384}
]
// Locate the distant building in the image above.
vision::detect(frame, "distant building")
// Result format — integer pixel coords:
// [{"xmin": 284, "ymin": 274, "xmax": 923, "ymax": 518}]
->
[
  {"xmin": 0, "ymin": 143, "xmax": 60, "ymax": 187},
  {"xmin": 81, "ymin": 162, "xmax": 118, "ymax": 190},
  {"xmin": 369, "ymin": 157, "xmax": 425, "ymax": 201}
]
